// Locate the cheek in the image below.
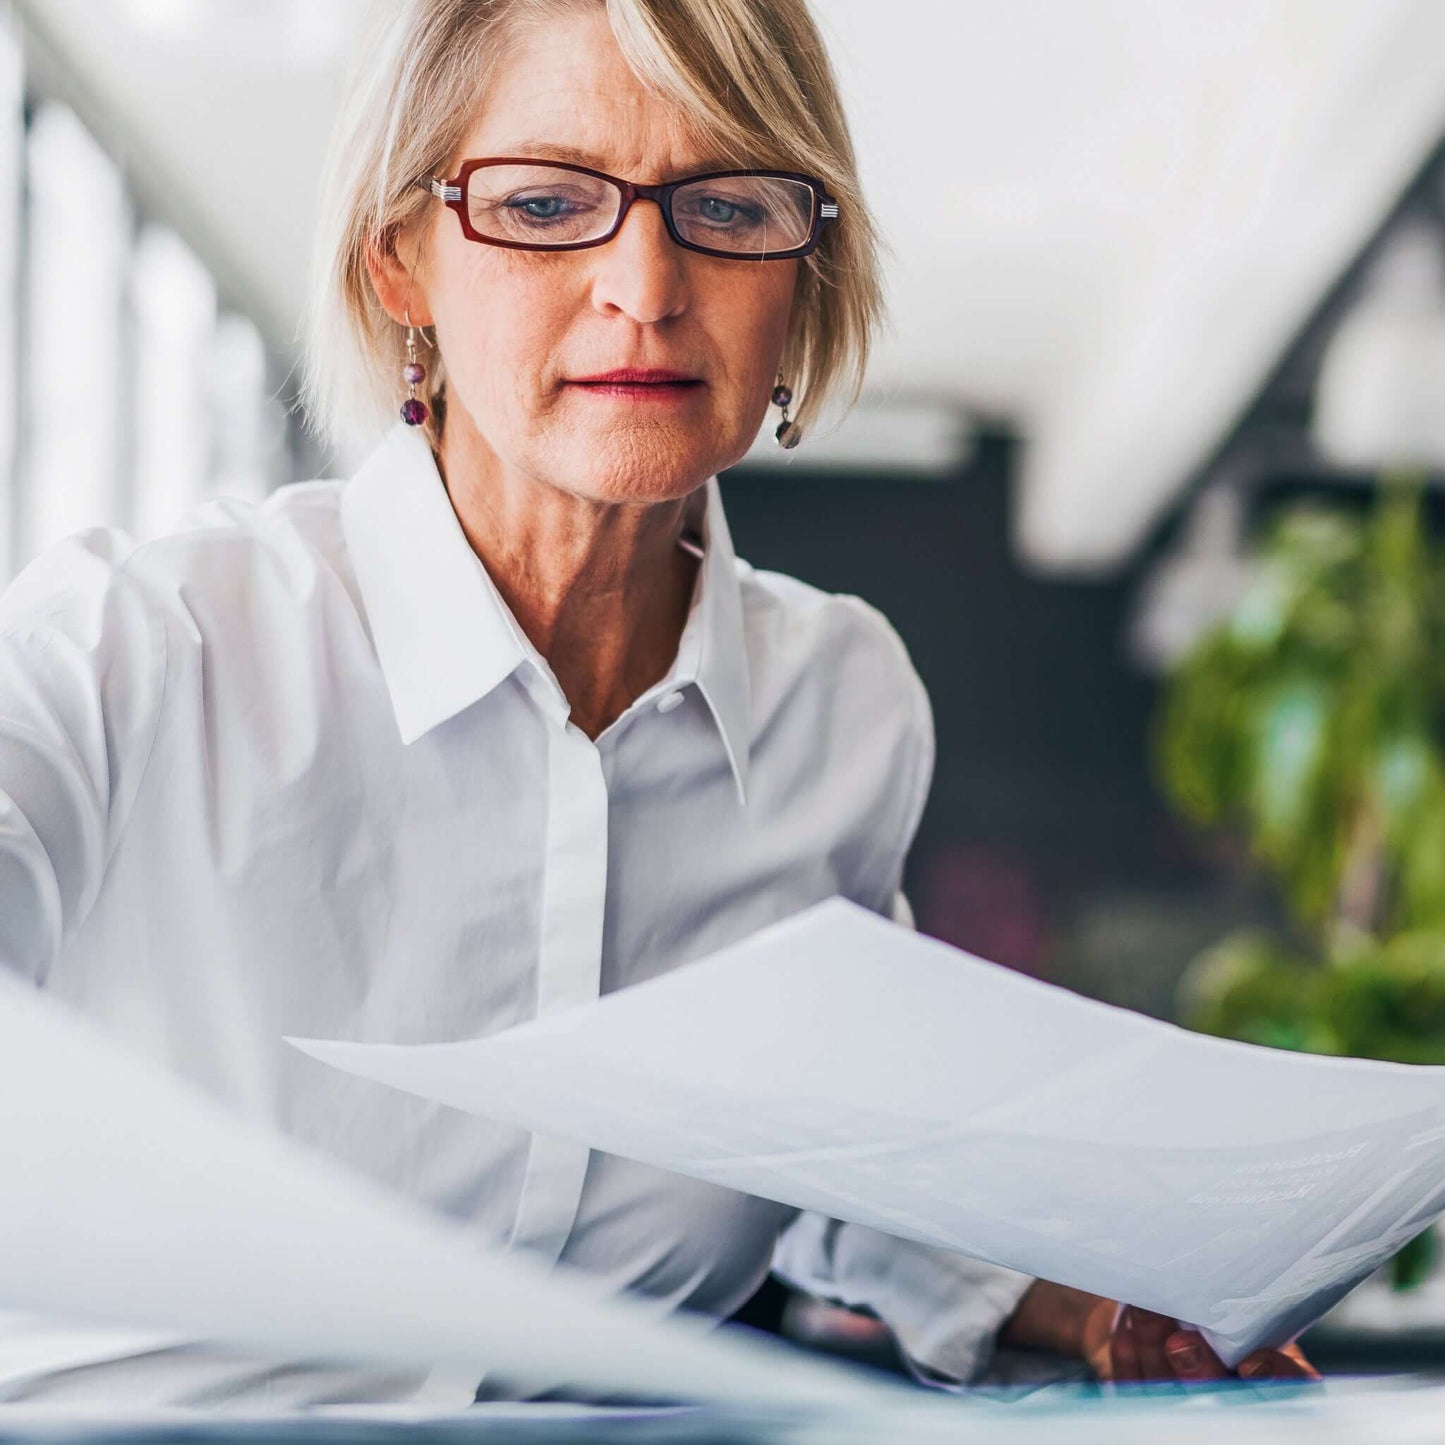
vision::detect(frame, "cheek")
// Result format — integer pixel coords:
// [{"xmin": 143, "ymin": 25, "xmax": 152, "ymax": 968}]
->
[
  {"xmin": 434, "ymin": 255, "xmax": 574, "ymax": 407},
  {"xmin": 697, "ymin": 265, "xmax": 798, "ymax": 382}
]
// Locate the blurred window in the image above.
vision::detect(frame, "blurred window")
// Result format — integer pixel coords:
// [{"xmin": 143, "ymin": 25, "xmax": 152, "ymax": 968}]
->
[{"xmin": 0, "ymin": 16, "xmax": 301, "ymax": 586}]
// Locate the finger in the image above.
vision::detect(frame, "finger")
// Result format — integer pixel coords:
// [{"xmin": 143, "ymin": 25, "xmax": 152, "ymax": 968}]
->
[
  {"xmin": 1124, "ymin": 1307, "xmax": 1177, "ymax": 1382},
  {"xmin": 1237, "ymin": 1348, "xmax": 1321, "ymax": 1384},
  {"xmin": 1165, "ymin": 1330, "xmax": 1229, "ymax": 1383},
  {"xmin": 1111, "ymin": 1309, "xmax": 1143, "ymax": 1384},
  {"xmin": 1282, "ymin": 1342, "xmax": 1322, "ymax": 1379},
  {"xmin": 1087, "ymin": 1301, "xmax": 1123, "ymax": 1383}
]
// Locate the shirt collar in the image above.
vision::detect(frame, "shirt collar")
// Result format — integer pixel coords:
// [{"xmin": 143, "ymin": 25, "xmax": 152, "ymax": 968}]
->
[
  {"xmin": 688, "ymin": 464, "xmax": 752, "ymax": 805},
  {"xmin": 340, "ymin": 423, "xmax": 751, "ymax": 804}
]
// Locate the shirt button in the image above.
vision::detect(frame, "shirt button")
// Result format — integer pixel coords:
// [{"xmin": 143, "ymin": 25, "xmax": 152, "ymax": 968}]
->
[{"xmin": 656, "ymin": 690, "xmax": 685, "ymax": 714}]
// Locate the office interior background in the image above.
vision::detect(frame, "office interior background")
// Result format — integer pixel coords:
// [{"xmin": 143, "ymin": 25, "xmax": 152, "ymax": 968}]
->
[{"xmin": 8, "ymin": 0, "xmax": 1445, "ymax": 1361}]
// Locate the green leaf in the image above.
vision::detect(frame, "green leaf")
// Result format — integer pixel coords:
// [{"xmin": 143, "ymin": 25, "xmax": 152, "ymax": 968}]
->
[
  {"xmin": 1389, "ymin": 1228, "xmax": 1438, "ymax": 1293},
  {"xmin": 1397, "ymin": 779, "xmax": 1445, "ymax": 930},
  {"xmin": 1178, "ymin": 931, "xmax": 1326, "ymax": 1052},
  {"xmin": 1247, "ymin": 678, "xmax": 1329, "ymax": 863}
]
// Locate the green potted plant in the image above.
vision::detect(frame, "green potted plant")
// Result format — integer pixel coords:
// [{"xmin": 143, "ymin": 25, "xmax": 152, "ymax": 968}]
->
[{"xmin": 1156, "ymin": 479, "xmax": 1445, "ymax": 1289}]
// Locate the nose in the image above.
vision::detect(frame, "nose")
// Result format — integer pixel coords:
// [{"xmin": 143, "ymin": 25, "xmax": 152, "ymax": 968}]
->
[{"xmin": 588, "ymin": 195, "xmax": 689, "ymax": 325}]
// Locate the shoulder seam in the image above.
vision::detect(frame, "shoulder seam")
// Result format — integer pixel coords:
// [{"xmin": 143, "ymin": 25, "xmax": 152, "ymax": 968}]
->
[{"xmin": 114, "ymin": 484, "xmax": 344, "ymax": 571}]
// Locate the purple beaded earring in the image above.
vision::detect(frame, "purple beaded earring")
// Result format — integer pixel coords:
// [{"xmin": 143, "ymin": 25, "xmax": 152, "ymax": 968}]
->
[
  {"xmin": 401, "ymin": 311, "xmax": 429, "ymax": 427},
  {"xmin": 772, "ymin": 372, "xmax": 801, "ymax": 449}
]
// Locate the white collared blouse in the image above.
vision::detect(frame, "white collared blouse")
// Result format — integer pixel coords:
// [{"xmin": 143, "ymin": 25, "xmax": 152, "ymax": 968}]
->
[{"xmin": 0, "ymin": 423, "xmax": 1032, "ymax": 1407}]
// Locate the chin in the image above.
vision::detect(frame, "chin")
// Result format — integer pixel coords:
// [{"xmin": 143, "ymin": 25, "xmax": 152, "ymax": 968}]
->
[{"xmin": 550, "ymin": 432, "xmax": 731, "ymax": 505}]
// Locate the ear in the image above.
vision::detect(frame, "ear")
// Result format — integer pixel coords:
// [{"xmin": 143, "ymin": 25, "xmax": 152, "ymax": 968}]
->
[{"xmin": 364, "ymin": 226, "xmax": 436, "ymax": 329}]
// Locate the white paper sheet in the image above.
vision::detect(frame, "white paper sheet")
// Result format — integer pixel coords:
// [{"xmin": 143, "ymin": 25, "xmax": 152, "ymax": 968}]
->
[
  {"xmin": 291, "ymin": 898, "xmax": 1445, "ymax": 1368},
  {"xmin": 0, "ymin": 967, "xmax": 910, "ymax": 1415}
]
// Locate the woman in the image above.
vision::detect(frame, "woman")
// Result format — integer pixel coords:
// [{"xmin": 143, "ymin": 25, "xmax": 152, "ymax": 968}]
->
[{"xmin": 0, "ymin": 0, "xmax": 1312, "ymax": 1406}]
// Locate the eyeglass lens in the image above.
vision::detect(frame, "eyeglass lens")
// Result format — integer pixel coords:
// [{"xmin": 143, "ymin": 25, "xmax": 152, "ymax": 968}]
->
[{"xmin": 464, "ymin": 164, "xmax": 816, "ymax": 254}]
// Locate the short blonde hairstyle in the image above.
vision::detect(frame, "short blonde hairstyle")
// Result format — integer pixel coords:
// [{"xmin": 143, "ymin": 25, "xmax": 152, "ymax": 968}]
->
[{"xmin": 300, "ymin": 0, "xmax": 883, "ymax": 454}]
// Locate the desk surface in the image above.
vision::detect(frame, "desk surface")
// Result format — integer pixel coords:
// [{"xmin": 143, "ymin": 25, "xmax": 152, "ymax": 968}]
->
[
  {"xmin": 0, "ymin": 1404, "xmax": 755, "ymax": 1445},
  {"xmin": 4, "ymin": 1380, "xmax": 1445, "ymax": 1445}
]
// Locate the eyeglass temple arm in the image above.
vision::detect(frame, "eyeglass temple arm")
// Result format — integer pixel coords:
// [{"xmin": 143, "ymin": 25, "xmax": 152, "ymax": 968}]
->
[{"xmin": 417, "ymin": 177, "xmax": 463, "ymax": 202}]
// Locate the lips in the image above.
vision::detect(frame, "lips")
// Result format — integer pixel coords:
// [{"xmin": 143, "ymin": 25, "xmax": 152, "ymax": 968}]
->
[{"xmin": 568, "ymin": 368, "xmax": 702, "ymax": 388}]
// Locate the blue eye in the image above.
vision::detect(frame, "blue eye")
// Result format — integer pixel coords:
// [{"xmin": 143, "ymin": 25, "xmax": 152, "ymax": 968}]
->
[
  {"xmin": 510, "ymin": 195, "xmax": 571, "ymax": 220},
  {"xmin": 677, "ymin": 192, "xmax": 765, "ymax": 232}
]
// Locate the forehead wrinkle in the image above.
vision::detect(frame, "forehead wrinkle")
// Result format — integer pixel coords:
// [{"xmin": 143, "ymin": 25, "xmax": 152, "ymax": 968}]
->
[
  {"xmin": 471, "ymin": 138, "xmax": 743, "ymax": 181},
  {"xmin": 464, "ymin": 85, "xmax": 745, "ymax": 184},
  {"xmin": 460, "ymin": 20, "xmax": 740, "ymax": 184}
]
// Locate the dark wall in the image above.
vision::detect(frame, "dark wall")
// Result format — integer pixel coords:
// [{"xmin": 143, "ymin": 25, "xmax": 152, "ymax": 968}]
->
[{"xmin": 721, "ymin": 435, "xmax": 1266, "ymax": 1014}]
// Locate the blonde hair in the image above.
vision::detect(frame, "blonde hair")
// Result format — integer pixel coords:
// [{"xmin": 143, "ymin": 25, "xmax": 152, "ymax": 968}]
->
[{"xmin": 300, "ymin": 0, "xmax": 883, "ymax": 455}]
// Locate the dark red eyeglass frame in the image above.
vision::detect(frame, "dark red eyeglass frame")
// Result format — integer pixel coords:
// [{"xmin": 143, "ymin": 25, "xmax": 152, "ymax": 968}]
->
[{"xmin": 417, "ymin": 157, "xmax": 840, "ymax": 261}]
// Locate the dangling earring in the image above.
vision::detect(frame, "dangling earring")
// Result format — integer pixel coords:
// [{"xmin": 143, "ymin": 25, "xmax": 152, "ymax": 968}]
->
[
  {"xmin": 772, "ymin": 373, "xmax": 801, "ymax": 449},
  {"xmin": 401, "ymin": 311, "xmax": 429, "ymax": 427}
]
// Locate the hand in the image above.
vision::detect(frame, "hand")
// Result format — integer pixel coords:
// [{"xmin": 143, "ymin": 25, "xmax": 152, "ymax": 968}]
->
[{"xmin": 1082, "ymin": 1299, "xmax": 1320, "ymax": 1386}]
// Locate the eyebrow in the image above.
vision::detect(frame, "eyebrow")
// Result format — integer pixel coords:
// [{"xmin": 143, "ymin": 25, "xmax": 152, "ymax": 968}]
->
[{"xmin": 478, "ymin": 140, "xmax": 746, "ymax": 178}]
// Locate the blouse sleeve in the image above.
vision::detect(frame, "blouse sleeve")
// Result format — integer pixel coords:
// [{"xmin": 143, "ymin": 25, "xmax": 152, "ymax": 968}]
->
[
  {"xmin": 0, "ymin": 530, "xmax": 167, "ymax": 983},
  {"xmin": 769, "ymin": 1204, "xmax": 1036, "ymax": 1385}
]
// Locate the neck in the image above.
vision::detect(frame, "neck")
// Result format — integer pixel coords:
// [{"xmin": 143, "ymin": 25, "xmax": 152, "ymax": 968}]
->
[{"xmin": 436, "ymin": 422, "xmax": 703, "ymax": 740}]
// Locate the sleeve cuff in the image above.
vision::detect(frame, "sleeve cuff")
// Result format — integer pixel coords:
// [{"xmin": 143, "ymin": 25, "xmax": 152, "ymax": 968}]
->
[
  {"xmin": 771, "ymin": 1215, "xmax": 1053, "ymax": 1389},
  {"xmin": 891, "ymin": 1255, "xmax": 1037, "ymax": 1386}
]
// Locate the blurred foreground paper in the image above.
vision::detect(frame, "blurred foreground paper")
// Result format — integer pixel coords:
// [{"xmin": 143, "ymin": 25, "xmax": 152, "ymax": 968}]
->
[
  {"xmin": 293, "ymin": 899, "xmax": 1445, "ymax": 1368},
  {"xmin": 0, "ymin": 969, "xmax": 906, "ymax": 1415}
]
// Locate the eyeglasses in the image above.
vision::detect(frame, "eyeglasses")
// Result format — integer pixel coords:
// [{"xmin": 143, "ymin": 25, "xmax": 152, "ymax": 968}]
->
[{"xmin": 417, "ymin": 158, "xmax": 839, "ymax": 261}]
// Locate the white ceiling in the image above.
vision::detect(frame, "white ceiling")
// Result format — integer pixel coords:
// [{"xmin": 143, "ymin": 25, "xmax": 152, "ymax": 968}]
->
[{"xmin": 17, "ymin": 0, "xmax": 1445, "ymax": 573}]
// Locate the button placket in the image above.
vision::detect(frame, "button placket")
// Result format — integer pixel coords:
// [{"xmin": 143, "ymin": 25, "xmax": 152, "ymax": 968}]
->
[{"xmin": 506, "ymin": 712, "xmax": 609, "ymax": 1266}]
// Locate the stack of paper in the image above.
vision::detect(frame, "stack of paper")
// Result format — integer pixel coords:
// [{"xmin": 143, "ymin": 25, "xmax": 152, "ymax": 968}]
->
[{"xmin": 293, "ymin": 898, "xmax": 1445, "ymax": 1367}]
